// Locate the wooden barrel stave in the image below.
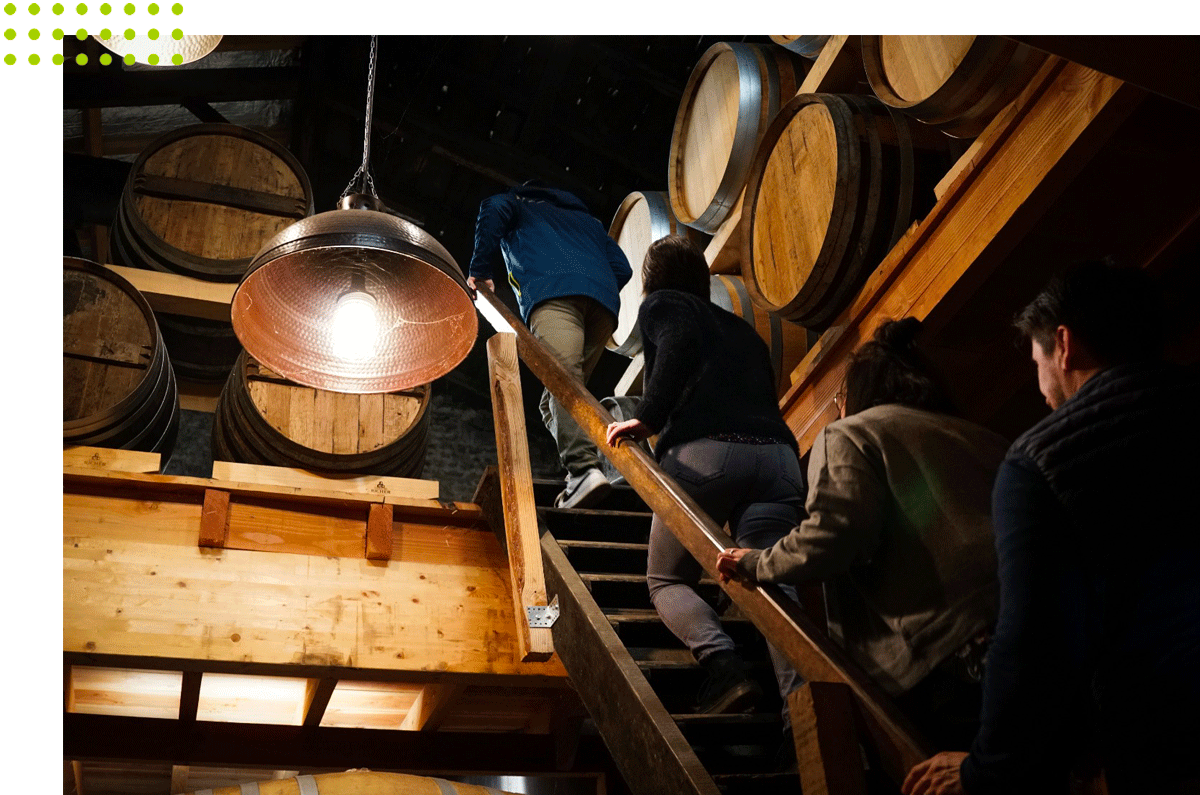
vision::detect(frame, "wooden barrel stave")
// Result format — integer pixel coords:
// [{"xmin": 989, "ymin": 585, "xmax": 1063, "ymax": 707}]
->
[
  {"xmin": 742, "ymin": 93, "xmax": 947, "ymax": 330},
  {"xmin": 213, "ymin": 352, "xmax": 430, "ymax": 476},
  {"xmin": 669, "ymin": 42, "xmax": 802, "ymax": 233},
  {"xmin": 770, "ymin": 35, "xmax": 830, "ymax": 59},
  {"xmin": 862, "ymin": 35, "xmax": 1048, "ymax": 138},
  {"xmin": 608, "ymin": 190, "xmax": 710, "ymax": 357},
  {"xmin": 63, "ymin": 257, "xmax": 179, "ymax": 460}
]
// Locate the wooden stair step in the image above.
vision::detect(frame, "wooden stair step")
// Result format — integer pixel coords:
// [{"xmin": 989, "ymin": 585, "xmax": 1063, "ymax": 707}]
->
[
  {"xmin": 555, "ymin": 538, "xmax": 650, "ymax": 574},
  {"xmin": 580, "ymin": 571, "xmax": 723, "ymax": 611},
  {"xmin": 538, "ymin": 505, "xmax": 652, "ymax": 544},
  {"xmin": 671, "ymin": 713, "xmax": 785, "ymax": 747},
  {"xmin": 531, "ymin": 477, "xmax": 649, "ymax": 512},
  {"xmin": 711, "ymin": 771, "xmax": 803, "ymax": 795}
]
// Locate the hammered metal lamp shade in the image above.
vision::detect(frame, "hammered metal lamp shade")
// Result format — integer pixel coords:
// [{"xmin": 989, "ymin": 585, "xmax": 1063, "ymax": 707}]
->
[
  {"xmin": 95, "ymin": 34, "xmax": 223, "ymax": 66},
  {"xmin": 231, "ymin": 209, "xmax": 477, "ymax": 394}
]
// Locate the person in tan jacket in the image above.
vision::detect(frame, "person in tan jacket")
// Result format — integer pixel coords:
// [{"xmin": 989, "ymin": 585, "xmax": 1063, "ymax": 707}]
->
[{"xmin": 717, "ymin": 317, "xmax": 1009, "ymax": 749}]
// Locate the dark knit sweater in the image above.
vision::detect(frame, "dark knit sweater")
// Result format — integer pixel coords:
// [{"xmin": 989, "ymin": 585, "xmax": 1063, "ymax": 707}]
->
[
  {"xmin": 961, "ymin": 361, "xmax": 1200, "ymax": 794},
  {"xmin": 634, "ymin": 289, "xmax": 798, "ymax": 460}
]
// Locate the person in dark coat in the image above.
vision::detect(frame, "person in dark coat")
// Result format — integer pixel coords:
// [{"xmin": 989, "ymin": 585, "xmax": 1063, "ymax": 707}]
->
[
  {"xmin": 469, "ymin": 181, "xmax": 632, "ymax": 508},
  {"xmin": 903, "ymin": 261, "xmax": 1200, "ymax": 795},
  {"xmin": 605, "ymin": 235, "xmax": 805, "ymax": 728}
]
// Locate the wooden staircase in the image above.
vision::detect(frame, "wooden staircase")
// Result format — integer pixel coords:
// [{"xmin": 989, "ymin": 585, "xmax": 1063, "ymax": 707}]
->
[{"xmin": 533, "ymin": 479, "xmax": 801, "ymax": 795}]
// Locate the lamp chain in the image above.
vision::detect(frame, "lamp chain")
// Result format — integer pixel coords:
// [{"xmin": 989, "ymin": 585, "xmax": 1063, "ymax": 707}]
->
[{"xmin": 341, "ymin": 34, "xmax": 380, "ymax": 201}]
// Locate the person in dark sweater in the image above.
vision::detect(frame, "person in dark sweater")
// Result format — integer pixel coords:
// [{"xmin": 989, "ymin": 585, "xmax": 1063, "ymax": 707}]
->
[
  {"xmin": 605, "ymin": 235, "xmax": 805, "ymax": 722},
  {"xmin": 903, "ymin": 261, "xmax": 1200, "ymax": 795}
]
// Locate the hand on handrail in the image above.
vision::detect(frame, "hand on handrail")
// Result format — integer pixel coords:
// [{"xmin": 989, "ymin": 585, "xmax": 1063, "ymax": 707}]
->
[
  {"xmin": 606, "ymin": 418, "xmax": 651, "ymax": 447},
  {"xmin": 716, "ymin": 547, "xmax": 753, "ymax": 584},
  {"xmin": 466, "ymin": 275, "xmax": 494, "ymax": 299}
]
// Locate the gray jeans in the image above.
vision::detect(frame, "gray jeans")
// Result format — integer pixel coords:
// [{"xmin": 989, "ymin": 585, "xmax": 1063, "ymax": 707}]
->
[
  {"xmin": 528, "ymin": 296, "xmax": 617, "ymax": 476},
  {"xmin": 647, "ymin": 437, "xmax": 806, "ymax": 725}
]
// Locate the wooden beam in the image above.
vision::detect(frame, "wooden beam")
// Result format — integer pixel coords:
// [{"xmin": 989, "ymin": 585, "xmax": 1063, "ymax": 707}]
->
[
  {"xmin": 105, "ymin": 264, "xmax": 235, "ymax": 322},
  {"xmin": 797, "ymin": 35, "xmax": 867, "ymax": 95},
  {"xmin": 778, "ymin": 58, "xmax": 1143, "ymax": 455},
  {"xmin": 198, "ymin": 489, "xmax": 231, "ymax": 549},
  {"xmin": 178, "ymin": 671, "xmax": 202, "ymax": 724},
  {"xmin": 365, "ymin": 503, "xmax": 394, "ymax": 561},
  {"xmin": 302, "ymin": 677, "xmax": 338, "ymax": 728},
  {"xmin": 71, "ymin": 760, "xmax": 85, "ymax": 795},
  {"xmin": 487, "ymin": 333, "xmax": 555, "ymax": 663},
  {"xmin": 64, "ymin": 447, "xmax": 161, "ymax": 475},
  {"xmin": 63, "ymin": 713, "xmax": 613, "ymax": 774},
  {"xmin": 63, "ymin": 67, "xmax": 300, "ymax": 109},
  {"xmin": 400, "ymin": 683, "xmax": 464, "ymax": 732},
  {"xmin": 211, "ymin": 461, "xmax": 439, "ymax": 502},
  {"xmin": 613, "ymin": 354, "xmax": 644, "ymax": 398},
  {"xmin": 790, "ymin": 682, "xmax": 867, "ymax": 795}
]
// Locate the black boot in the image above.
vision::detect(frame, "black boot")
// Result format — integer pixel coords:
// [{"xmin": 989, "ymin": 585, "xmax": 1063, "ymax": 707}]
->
[{"xmin": 694, "ymin": 650, "xmax": 763, "ymax": 714}]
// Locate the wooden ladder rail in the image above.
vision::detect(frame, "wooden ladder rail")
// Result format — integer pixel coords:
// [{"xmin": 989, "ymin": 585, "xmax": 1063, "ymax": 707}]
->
[{"xmin": 476, "ymin": 285, "xmax": 932, "ymax": 787}]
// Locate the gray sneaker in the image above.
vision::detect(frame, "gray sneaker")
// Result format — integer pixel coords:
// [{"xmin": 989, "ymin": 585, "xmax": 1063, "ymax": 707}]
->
[{"xmin": 554, "ymin": 467, "xmax": 612, "ymax": 509}]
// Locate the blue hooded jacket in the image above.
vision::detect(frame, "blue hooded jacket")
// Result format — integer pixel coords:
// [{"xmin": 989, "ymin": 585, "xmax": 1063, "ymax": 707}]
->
[{"xmin": 468, "ymin": 185, "xmax": 633, "ymax": 322}]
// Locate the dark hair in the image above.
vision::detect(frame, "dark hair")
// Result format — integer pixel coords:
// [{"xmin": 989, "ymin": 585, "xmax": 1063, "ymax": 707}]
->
[
  {"xmin": 642, "ymin": 234, "xmax": 710, "ymax": 300},
  {"xmin": 1014, "ymin": 259, "xmax": 1163, "ymax": 365},
  {"xmin": 843, "ymin": 318, "xmax": 956, "ymax": 416}
]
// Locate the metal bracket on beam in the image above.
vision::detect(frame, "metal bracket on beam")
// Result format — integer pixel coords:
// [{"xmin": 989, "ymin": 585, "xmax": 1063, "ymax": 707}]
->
[{"xmin": 526, "ymin": 596, "xmax": 559, "ymax": 628}]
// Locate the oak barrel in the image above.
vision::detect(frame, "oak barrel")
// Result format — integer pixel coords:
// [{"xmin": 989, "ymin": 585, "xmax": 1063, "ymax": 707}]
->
[
  {"xmin": 770, "ymin": 35, "xmax": 830, "ymax": 59},
  {"xmin": 710, "ymin": 274, "xmax": 808, "ymax": 397},
  {"xmin": 63, "ymin": 257, "xmax": 179, "ymax": 461},
  {"xmin": 607, "ymin": 191, "xmax": 711, "ymax": 357},
  {"xmin": 184, "ymin": 770, "xmax": 519, "ymax": 795},
  {"xmin": 861, "ymin": 35, "xmax": 1048, "ymax": 138},
  {"xmin": 668, "ymin": 42, "xmax": 802, "ymax": 233},
  {"xmin": 212, "ymin": 351, "xmax": 431, "ymax": 477},
  {"xmin": 110, "ymin": 123, "xmax": 315, "ymax": 381},
  {"xmin": 742, "ymin": 93, "xmax": 947, "ymax": 329}
]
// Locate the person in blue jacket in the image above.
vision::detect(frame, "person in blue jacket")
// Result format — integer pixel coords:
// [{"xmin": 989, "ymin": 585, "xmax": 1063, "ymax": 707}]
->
[{"xmin": 468, "ymin": 181, "xmax": 633, "ymax": 509}]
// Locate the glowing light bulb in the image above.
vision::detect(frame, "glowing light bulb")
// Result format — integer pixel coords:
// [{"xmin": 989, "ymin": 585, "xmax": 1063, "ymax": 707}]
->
[{"xmin": 330, "ymin": 289, "xmax": 380, "ymax": 362}]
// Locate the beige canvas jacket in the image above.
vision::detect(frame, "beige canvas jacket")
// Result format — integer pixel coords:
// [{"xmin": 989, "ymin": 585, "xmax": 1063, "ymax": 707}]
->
[{"xmin": 738, "ymin": 404, "xmax": 1009, "ymax": 695}]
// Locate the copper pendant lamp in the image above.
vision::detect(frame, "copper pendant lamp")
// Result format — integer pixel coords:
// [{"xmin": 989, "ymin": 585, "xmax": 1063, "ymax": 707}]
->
[{"xmin": 230, "ymin": 37, "xmax": 477, "ymax": 394}]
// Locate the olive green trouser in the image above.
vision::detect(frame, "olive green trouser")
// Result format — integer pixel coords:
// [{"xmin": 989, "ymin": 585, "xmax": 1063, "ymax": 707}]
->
[{"xmin": 527, "ymin": 296, "xmax": 617, "ymax": 476}]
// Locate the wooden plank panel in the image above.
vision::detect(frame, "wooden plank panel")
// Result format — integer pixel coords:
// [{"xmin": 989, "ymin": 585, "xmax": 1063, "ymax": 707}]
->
[
  {"xmin": 64, "ymin": 492, "xmax": 568, "ymax": 679},
  {"xmin": 313, "ymin": 388, "xmax": 336, "ymax": 455},
  {"xmin": 332, "ymin": 393, "xmax": 360, "ymax": 456},
  {"xmin": 486, "ymin": 333, "xmax": 554, "ymax": 663},
  {"xmin": 286, "ymin": 386, "xmax": 316, "ymax": 450},
  {"xmin": 779, "ymin": 59, "xmax": 1140, "ymax": 454},
  {"xmin": 211, "ymin": 461, "xmax": 439, "ymax": 501},
  {"xmin": 358, "ymin": 393, "xmax": 385, "ymax": 453},
  {"xmin": 225, "ymin": 498, "xmax": 365, "ymax": 559},
  {"xmin": 64, "ymin": 446, "xmax": 161, "ymax": 474}
]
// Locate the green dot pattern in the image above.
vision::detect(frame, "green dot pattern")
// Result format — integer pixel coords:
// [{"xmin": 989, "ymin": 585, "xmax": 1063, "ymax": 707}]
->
[
  {"xmin": 2, "ymin": 28, "xmax": 12, "ymax": 38},
  {"xmin": 122, "ymin": 51, "xmax": 132, "ymax": 64},
  {"xmin": 123, "ymin": 1, "xmax": 131, "ymax": 11},
  {"xmin": 98, "ymin": 25, "xmax": 107, "ymax": 36},
  {"xmin": 3, "ymin": 3, "xmax": 14, "ymax": 13},
  {"xmin": 121, "ymin": 25, "xmax": 130, "ymax": 36},
  {"xmin": 147, "ymin": 1, "xmax": 155, "ymax": 12},
  {"xmin": 147, "ymin": 52, "xmax": 157, "ymax": 64},
  {"xmin": 52, "ymin": 26, "xmax": 61, "ymax": 37},
  {"xmin": 28, "ymin": 27, "xmax": 38, "ymax": 37},
  {"xmin": 28, "ymin": 52, "xmax": 38, "ymax": 63},
  {"xmin": 171, "ymin": 52, "xmax": 181, "ymax": 64},
  {"xmin": 171, "ymin": 1, "xmax": 179, "ymax": 11},
  {"xmin": 4, "ymin": 53, "xmax": 14, "ymax": 64},
  {"xmin": 170, "ymin": 26, "xmax": 179, "ymax": 39},
  {"xmin": 28, "ymin": 2, "xmax": 38, "ymax": 12},
  {"xmin": 53, "ymin": 2, "xmax": 61, "ymax": 10},
  {"xmin": 146, "ymin": 26, "xmax": 156, "ymax": 38},
  {"xmin": 52, "ymin": 51, "xmax": 62, "ymax": 63},
  {"xmin": 99, "ymin": 0, "xmax": 109, "ymax": 9},
  {"xmin": 74, "ymin": 25, "xmax": 84, "ymax": 38},
  {"xmin": 75, "ymin": 51, "xmax": 86, "ymax": 64},
  {"xmin": 75, "ymin": 2, "xmax": 85, "ymax": 12},
  {"xmin": 99, "ymin": 51, "xmax": 110, "ymax": 64},
  {"xmin": 2, "ymin": 0, "xmax": 189, "ymax": 67}
]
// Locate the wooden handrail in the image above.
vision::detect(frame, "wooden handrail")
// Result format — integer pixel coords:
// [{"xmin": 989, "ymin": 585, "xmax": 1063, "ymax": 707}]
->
[{"xmin": 475, "ymin": 286, "xmax": 932, "ymax": 783}]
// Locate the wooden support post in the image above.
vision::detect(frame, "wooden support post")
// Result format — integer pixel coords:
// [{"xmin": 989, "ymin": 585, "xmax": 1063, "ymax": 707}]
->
[
  {"xmin": 169, "ymin": 765, "xmax": 190, "ymax": 794},
  {"xmin": 400, "ymin": 683, "xmax": 464, "ymax": 731},
  {"xmin": 198, "ymin": 489, "xmax": 230, "ymax": 548},
  {"xmin": 302, "ymin": 677, "xmax": 338, "ymax": 728},
  {"xmin": 365, "ymin": 502, "xmax": 394, "ymax": 561},
  {"xmin": 71, "ymin": 760, "xmax": 85, "ymax": 795},
  {"xmin": 486, "ymin": 332, "xmax": 555, "ymax": 663},
  {"xmin": 178, "ymin": 670, "xmax": 202, "ymax": 724},
  {"xmin": 104, "ymin": 264, "xmax": 236, "ymax": 322},
  {"xmin": 789, "ymin": 682, "xmax": 868, "ymax": 795}
]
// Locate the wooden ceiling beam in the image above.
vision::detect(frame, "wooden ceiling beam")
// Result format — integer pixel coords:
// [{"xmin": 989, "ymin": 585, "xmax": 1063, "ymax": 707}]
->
[
  {"xmin": 63, "ymin": 66, "xmax": 300, "ymax": 109},
  {"xmin": 63, "ymin": 713, "xmax": 613, "ymax": 774}
]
